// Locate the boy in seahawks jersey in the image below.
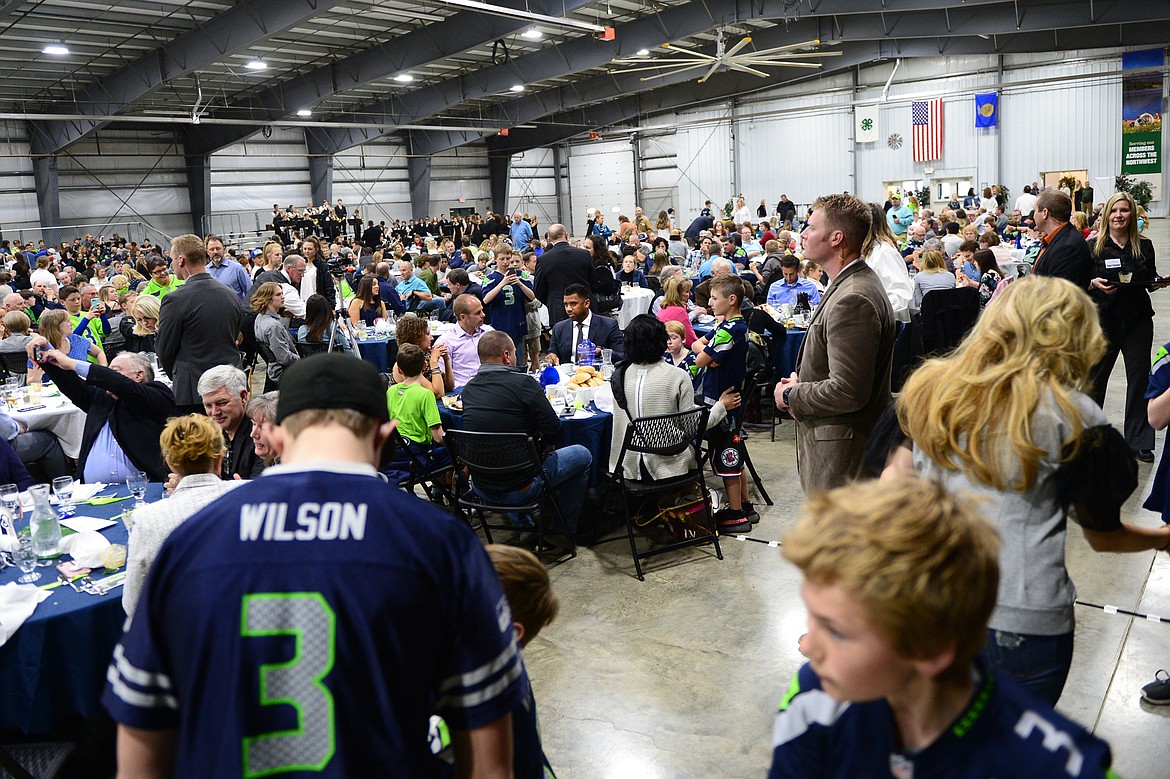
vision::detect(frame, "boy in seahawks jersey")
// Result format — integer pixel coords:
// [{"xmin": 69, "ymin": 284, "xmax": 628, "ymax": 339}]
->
[
  {"xmin": 104, "ymin": 353, "xmax": 520, "ymax": 778},
  {"xmin": 770, "ymin": 477, "xmax": 1117, "ymax": 779}
]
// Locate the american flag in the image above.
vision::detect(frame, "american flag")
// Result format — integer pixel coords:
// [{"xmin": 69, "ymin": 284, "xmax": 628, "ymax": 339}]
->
[{"xmin": 912, "ymin": 98, "xmax": 943, "ymax": 162}]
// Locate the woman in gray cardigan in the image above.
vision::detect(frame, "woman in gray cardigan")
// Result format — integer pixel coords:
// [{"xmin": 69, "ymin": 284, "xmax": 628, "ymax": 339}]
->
[
  {"xmin": 251, "ymin": 282, "xmax": 299, "ymax": 391},
  {"xmin": 607, "ymin": 315, "xmax": 739, "ymax": 480}
]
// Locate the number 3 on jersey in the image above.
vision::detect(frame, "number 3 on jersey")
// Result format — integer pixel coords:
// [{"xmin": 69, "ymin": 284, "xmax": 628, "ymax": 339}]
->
[{"xmin": 241, "ymin": 593, "xmax": 337, "ymax": 777}]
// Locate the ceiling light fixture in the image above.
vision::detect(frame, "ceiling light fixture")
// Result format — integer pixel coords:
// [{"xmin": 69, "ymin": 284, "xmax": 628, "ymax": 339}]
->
[
  {"xmin": 394, "ymin": 73, "xmax": 415, "ymax": 83},
  {"xmin": 297, "ymin": 109, "xmax": 312, "ymax": 117},
  {"xmin": 521, "ymin": 26, "xmax": 543, "ymax": 40},
  {"xmin": 42, "ymin": 44, "xmax": 69, "ymax": 56},
  {"xmin": 510, "ymin": 84, "xmax": 525, "ymax": 92},
  {"xmin": 612, "ymin": 33, "xmax": 841, "ymax": 84},
  {"xmin": 244, "ymin": 59, "xmax": 268, "ymax": 71},
  {"xmin": 636, "ymin": 48, "xmax": 649, "ymax": 56},
  {"xmin": 432, "ymin": 0, "xmax": 609, "ymax": 35}
]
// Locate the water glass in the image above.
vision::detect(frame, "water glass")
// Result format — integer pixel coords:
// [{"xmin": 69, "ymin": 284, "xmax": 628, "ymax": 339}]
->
[
  {"xmin": 0, "ymin": 482, "xmax": 18, "ymax": 518},
  {"xmin": 52, "ymin": 476, "xmax": 74, "ymax": 517},
  {"xmin": 13, "ymin": 536, "xmax": 40, "ymax": 584},
  {"xmin": 128, "ymin": 471, "xmax": 148, "ymax": 506}
]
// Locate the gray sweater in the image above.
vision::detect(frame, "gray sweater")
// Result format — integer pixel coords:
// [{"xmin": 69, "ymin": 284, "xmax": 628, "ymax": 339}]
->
[{"xmin": 913, "ymin": 391, "xmax": 1108, "ymax": 636}]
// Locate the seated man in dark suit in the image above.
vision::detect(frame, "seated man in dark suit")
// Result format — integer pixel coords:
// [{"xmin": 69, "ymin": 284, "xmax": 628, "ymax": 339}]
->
[
  {"xmin": 546, "ymin": 283, "xmax": 625, "ymax": 366},
  {"xmin": 28, "ymin": 339, "xmax": 175, "ymax": 483}
]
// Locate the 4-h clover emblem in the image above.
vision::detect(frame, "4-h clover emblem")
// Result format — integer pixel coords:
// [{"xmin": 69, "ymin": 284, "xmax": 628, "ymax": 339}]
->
[{"xmin": 860, "ymin": 118, "xmax": 874, "ymax": 132}]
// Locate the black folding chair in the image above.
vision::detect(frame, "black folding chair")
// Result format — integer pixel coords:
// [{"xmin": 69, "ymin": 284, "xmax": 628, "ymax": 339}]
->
[
  {"xmin": 446, "ymin": 430, "xmax": 577, "ymax": 563},
  {"xmin": 386, "ymin": 428, "xmax": 454, "ymax": 508},
  {"xmin": 294, "ymin": 341, "xmax": 332, "ymax": 358},
  {"xmin": 603, "ymin": 407, "xmax": 723, "ymax": 580},
  {"xmin": 0, "ymin": 351, "xmax": 28, "ymax": 382},
  {"xmin": 919, "ymin": 286, "xmax": 980, "ymax": 357}
]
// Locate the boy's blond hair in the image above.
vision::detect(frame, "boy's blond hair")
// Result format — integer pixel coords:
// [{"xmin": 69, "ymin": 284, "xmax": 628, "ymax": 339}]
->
[
  {"xmin": 486, "ymin": 544, "xmax": 558, "ymax": 648},
  {"xmin": 783, "ymin": 476, "xmax": 999, "ymax": 675}
]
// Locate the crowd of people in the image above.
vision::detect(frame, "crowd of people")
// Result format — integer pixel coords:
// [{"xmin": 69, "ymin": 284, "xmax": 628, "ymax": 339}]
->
[{"xmin": 1, "ymin": 177, "xmax": 1167, "ymax": 777}]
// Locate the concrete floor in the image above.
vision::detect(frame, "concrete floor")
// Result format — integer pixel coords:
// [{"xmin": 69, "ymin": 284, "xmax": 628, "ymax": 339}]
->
[{"xmin": 521, "ymin": 218, "xmax": 1170, "ymax": 779}]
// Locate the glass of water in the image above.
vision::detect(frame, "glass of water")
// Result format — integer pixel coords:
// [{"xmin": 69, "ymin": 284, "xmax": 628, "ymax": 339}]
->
[
  {"xmin": 0, "ymin": 482, "xmax": 19, "ymax": 519},
  {"xmin": 128, "ymin": 471, "xmax": 148, "ymax": 507},
  {"xmin": 52, "ymin": 476, "xmax": 74, "ymax": 517},
  {"xmin": 13, "ymin": 536, "xmax": 40, "ymax": 584}
]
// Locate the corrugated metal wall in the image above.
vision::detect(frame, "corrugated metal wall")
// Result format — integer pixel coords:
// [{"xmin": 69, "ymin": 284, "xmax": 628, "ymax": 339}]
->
[
  {"xmin": 212, "ymin": 128, "xmax": 312, "ymax": 236},
  {"xmin": 0, "ymin": 121, "xmax": 37, "ymax": 231},
  {"xmin": 430, "ymin": 145, "xmax": 490, "ymax": 217}
]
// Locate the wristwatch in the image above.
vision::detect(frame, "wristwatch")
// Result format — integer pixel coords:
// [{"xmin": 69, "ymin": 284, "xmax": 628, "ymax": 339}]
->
[{"xmin": 782, "ymin": 386, "xmax": 793, "ymax": 407}]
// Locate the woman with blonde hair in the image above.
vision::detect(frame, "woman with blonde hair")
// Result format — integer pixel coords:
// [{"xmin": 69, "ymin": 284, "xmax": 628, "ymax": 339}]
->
[
  {"xmin": 910, "ymin": 249, "xmax": 955, "ymax": 314},
  {"xmin": 655, "ymin": 210, "xmax": 672, "ymax": 231},
  {"xmin": 1087, "ymin": 190, "xmax": 1162, "ymax": 460},
  {"xmin": 655, "ymin": 275, "xmax": 698, "ymax": 347},
  {"xmin": 251, "ymin": 282, "xmax": 299, "ymax": 390},
  {"xmin": 39, "ymin": 309, "xmax": 107, "ymax": 365},
  {"xmin": 257, "ymin": 240, "xmax": 283, "ymax": 279},
  {"xmin": 125, "ymin": 294, "xmax": 160, "ymax": 353},
  {"xmin": 898, "ymin": 276, "xmax": 1170, "ymax": 705},
  {"xmin": 863, "ymin": 202, "xmax": 913, "ymax": 316},
  {"xmin": 122, "ymin": 414, "xmax": 243, "ymax": 615}
]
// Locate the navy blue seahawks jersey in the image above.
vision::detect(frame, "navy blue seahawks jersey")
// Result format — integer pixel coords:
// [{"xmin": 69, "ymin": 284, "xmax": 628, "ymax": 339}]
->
[
  {"xmin": 103, "ymin": 463, "xmax": 522, "ymax": 778},
  {"xmin": 770, "ymin": 662, "xmax": 1116, "ymax": 779}
]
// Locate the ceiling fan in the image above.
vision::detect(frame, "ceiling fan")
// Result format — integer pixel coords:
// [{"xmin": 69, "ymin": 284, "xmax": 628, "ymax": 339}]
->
[{"xmin": 611, "ymin": 31, "xmax": 841, "ymax": 83}]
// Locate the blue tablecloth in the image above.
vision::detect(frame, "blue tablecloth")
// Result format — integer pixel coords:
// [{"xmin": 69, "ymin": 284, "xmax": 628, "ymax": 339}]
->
[
  {"xmin": 438, "ymin": 400, "xmax": 613, "ymax": 488},
  {"xmin": 0, "ymin": 482, "xmax": 165, "ymax": 733},
  {"xmin": 355, "ymin": 335, "xmax": 396, "ymax": 372},
  {"xmin": 692, "ymin": 322, "xmax": 806, "ymax": 379}
]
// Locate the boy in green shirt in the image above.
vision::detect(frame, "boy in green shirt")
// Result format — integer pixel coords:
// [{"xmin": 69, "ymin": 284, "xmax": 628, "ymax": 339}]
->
[{"xmin": 386, "ymin": 343, "xmax": 452, "ymax": 483}]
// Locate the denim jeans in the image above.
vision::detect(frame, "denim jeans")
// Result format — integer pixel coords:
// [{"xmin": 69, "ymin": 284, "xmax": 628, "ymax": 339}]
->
[
  {"xmin": 984, "ymin": 628, "xmax": 1074, "ymax": 707},
  {"xmin": 411, "ymin": 298, "xmax": 446, "ymax": 316},
  {"xmin": 472, "ymin": 445, "xmax": 592, "ymax": 533}
]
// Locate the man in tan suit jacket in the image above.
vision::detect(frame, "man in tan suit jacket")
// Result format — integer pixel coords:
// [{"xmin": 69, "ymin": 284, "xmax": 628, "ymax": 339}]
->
[{"xmin": 775, "ymin": 194, "xmax": 895, "ymax": 493}]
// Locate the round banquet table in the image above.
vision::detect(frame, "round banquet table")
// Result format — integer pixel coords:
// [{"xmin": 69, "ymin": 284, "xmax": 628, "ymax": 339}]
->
[
  {"xmin": 10, "ymin": 388, "xmax": 85, "ymax": 460},
  {"xmin": 616, "ymin": 287, "xmax": 654, "ymax": 330},
  {"xmin": 693, "ymin": 320, "xmax": 806, "ymax": 379},
  {"xmin": 354, "ymin": 335, "xmax": 396, "ymax": 373},
  {"xmin": 0, "ymin": 482, "xmax": 165, "ymax": 733},
  {"xmin": 438, "ymin": 395, "xmax": 613, "ymax": 489}
]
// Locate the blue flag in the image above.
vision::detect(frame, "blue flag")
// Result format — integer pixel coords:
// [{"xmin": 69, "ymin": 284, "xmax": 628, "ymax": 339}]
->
[{"xmin": 975, "ymin": 92, "xmax": 997, "ymax": 127}]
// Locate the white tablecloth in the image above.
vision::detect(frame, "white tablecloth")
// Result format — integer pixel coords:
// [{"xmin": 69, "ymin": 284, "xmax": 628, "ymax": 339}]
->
[
  {"xmin": 12, "ymin": 394, "xmax": 85, "ymax": 459},
  {"xmin": 617, "ymin": 287, "xmax": 654, "ymax": 330}
]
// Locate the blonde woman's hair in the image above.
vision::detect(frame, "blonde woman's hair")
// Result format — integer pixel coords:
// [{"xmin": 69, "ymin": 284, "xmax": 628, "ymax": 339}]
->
[
  {"xmin": 262, "ymin": 241, "xmax": 283, "ymax": 268},
  {"xmin": 250, "ymin": 282, "xmax": 283, "ymax": 314},
  {"xmin": 861, "ymin": 202, "xmax": 899, "ymax": 257},
  {"xmin": 1093, "ymin": 192, "xmax": 1141, "ymax": 260},
  {"xmin": 110, "ymin": 274, "xmax": 129, "ymax": 291},
  {"xmin": 783, "ymin": 476, "xmax": 1000, "ymax": 676},
  {"xmin": 131, "ymin": 295, "xmax": 161, "ymax": 336},
  {"xmin": 1070, "ymin": 211, "xmax": 1088, "ymax": 231},
  {"xmin": 160, "ymin": 414, "xmax": 225, "ymax": 476},
  {"xmin": 919, "ymin": 250, "xmax": 945, "ymax": 272},
  {"xmin": 899, "ymin": 276, "xmax": 1106, "ymax": 491},
  {"xmin": 38, "ymin": 309, "xmax": 70, "ymax": 350},
  {"xmin": 661, "ymin": 275, "xmax": 691, "ymax": 308}
]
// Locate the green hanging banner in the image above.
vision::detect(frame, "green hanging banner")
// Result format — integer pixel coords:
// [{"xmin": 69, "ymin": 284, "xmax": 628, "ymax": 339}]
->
[{"xmin": 1121, "ymin": 49, "xmax": 1163, "ymax": 176}]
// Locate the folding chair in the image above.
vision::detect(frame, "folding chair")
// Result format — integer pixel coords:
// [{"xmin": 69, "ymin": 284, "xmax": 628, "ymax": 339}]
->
[
  {"xmin": 0, "ymin": 351, "xmax": 28, "ymax": 383},
  {"xmin": 293, "ymin": 341, "xmax": 332, "ymax": 358},
  {"xmin": 603, "ymin": 407, "xmax": 723, "ymax": 580},
  {"xmin": 446, "ymin": 430, "xmax": 577, "ymax": 563},
  {"xmin": 386, "ymin": 428, "xmax": 454, "ymax": 508}
]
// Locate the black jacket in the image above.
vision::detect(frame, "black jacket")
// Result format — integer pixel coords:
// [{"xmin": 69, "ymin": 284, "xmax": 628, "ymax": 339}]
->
[
  {"xmin": 1034, "ymin": 222, "xmax": 1093, "ymax": 290},
  {"xmin": 156, "ymin": 273, "xmax": 243, "ymax": 406},
  {"xmin": 224, "ymin": 415, "xmax": 265, "ymax": 480},
  {"xmin": 44, "ymin": 362, "xmax": 175, "ymax": 482},
  {"xmin": 461, "ymin": 364, "xmax": 561, "ymax": 490},
  {"xmin": 1089, "ymin": 235, "xmax": 1157, "ymax": 323},
  {"xmin": 533, "ymin": 242, "xmax": 595, "ymax": 328}
]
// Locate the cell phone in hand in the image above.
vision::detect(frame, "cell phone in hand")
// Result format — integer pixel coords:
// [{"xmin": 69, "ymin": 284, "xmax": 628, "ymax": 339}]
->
[{"xmin": 33, "ymin": 346, "xmax": 45, "ymax": 362}]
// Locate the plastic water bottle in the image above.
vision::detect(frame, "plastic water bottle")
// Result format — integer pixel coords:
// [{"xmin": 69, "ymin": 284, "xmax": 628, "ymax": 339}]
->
[{"xmin": 576, "ymin": 338, "xmax": 596, "ymax": 367}]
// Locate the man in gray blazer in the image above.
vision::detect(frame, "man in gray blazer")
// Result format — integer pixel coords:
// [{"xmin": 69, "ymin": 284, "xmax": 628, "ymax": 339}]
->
[
  {"xmin": 775, "ymin": 194, "xmax": 895, "ymax": 493},
  {"xmin": 157, "ymin": 234, "xmax": 243, "ymax": 415}
]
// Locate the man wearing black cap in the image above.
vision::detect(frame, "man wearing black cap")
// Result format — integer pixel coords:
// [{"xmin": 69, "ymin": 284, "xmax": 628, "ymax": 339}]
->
[{"xmin": 105, "ymin": 353, "xmax": 522, "ymax": 777}]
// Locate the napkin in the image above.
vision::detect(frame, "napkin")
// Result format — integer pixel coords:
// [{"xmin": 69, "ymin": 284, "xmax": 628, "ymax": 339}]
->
[
  {"xmin": 0, "ymin": 534, "xmax": 16, "ymax": 553},
  {"xmin": 69, "ymin": 483, "xmax": 108, "ymax": 503},
  {"xmin": 571, "ymin": 409, "xmax": 595, "ymax": 419},
  {"xmin": 0, "ymin": 583, "xmax": 51, "ymax": 647},
  {"xmin": 60, "ymin": 516, "xmax": 117, "ymax": 533},
  {"xmin": 593, "ymin": 383, "xmax": 615, "ymax": 413},
  {"xmin": 59, "ymin": 530, "xmax": 112, "ymax": 568}
]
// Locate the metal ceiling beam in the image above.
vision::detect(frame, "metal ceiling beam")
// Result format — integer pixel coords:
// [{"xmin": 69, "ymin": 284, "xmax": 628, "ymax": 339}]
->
[
  {"xmin": 415, "ymin": 16, "xmax": 1170, "ymax": 156},
  {"xmin": 309, "ymin": 0, "xmax": 1163, "ymax": 156},
  {"xmin": 27, "ymin": 0, "xmax": 348, "ymax": 155},
  {"xmin": 182, "ymin": 0, "xmax": 598, "ymax": 155},
  {"xmin": 487, "ymin": 21, "xmax": 1170, "ymax": 155}
]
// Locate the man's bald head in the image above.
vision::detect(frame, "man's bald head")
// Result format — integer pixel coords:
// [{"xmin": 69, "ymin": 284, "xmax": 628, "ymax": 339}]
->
[
  {"xmin": 3, "ymin": 293, "xmax": 24, "ymax": 312},
  {"xmin": 547, "ymin": 224, "xmax": 567, "ymax": 243},
  {"xmin": 712, "ymin": 258, "xmax": 734, "ymax": 277}
]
